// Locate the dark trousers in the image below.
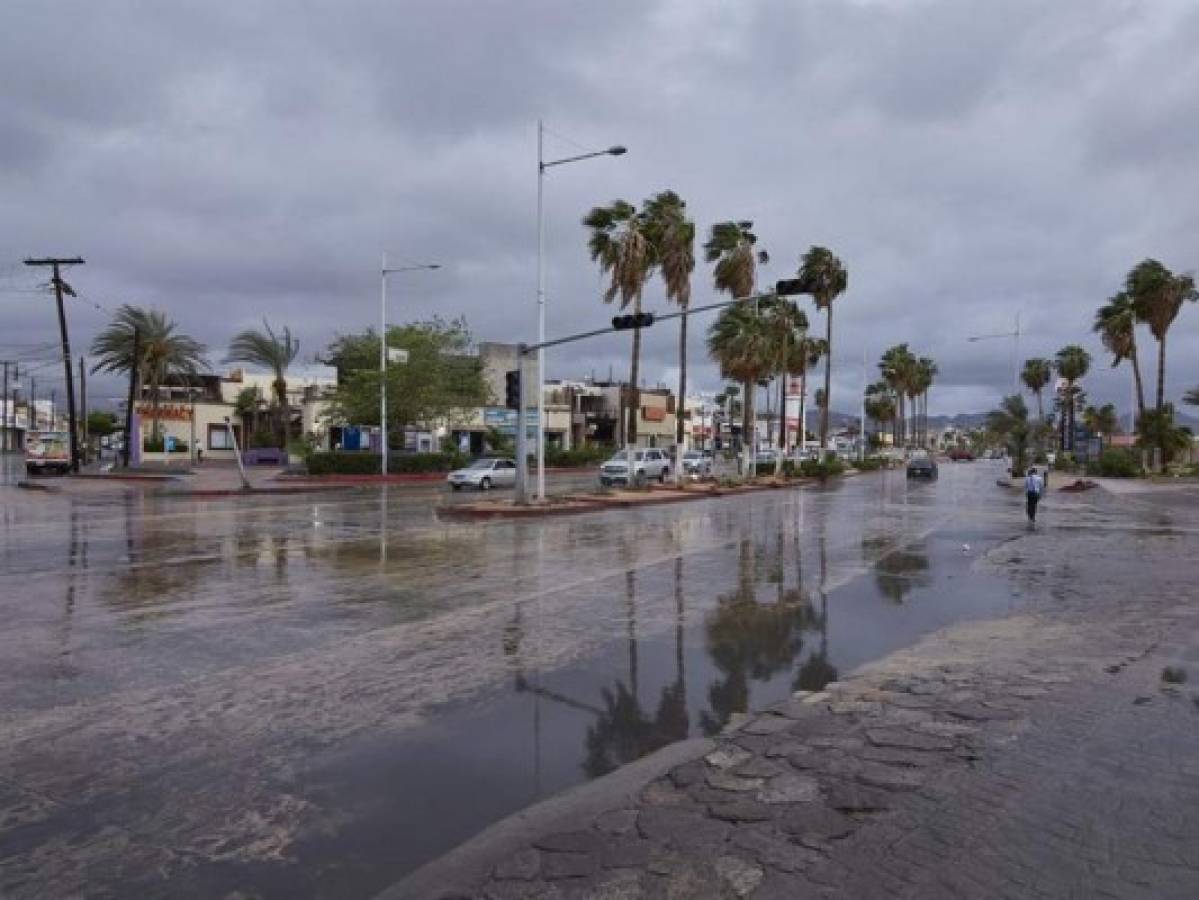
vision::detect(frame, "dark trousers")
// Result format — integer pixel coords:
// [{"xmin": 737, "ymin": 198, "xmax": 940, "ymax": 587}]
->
[{"xmin": 1026, "ymin": 491, "xmax": 1040, "ymax": 522}]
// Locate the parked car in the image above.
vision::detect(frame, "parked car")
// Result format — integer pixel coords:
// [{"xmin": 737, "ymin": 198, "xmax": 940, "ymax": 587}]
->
[
  {"xmin": 755, "ymin": 448, "xmax": 780, "ymax": 466},
  {"xmin": 446, "ymin": 457, "xmax": 517, "ymax": 490},
  {"xmin": 599, "ymin": 448, "xmax": 671, "ymax": 486},
  {"xmin": 906, "ymin": 451, "xmax": 938, "ymax": 479},
  {"xmin": 681, "ymin": 450, "xmax": 712, "ymax": 478},
  {"xmin": 947, "ymin": 448, "xmax": 975, "ymax": 461}
]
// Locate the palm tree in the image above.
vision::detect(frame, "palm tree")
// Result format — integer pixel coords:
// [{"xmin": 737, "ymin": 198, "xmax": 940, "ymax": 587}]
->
[
  {"xmin": 704, "ymin": 221, "xmax": 768, "ymax": 473},
  {"xmin": 707, "ymin": 303, "xmax": 773, "ymax": 479},
  {"xmin": 795, "ymin": 246, "xmax": 848, "ymax": 452},
  {"xmin": 879, "ymin": 344, "xmax": 917, "ymax": 448},
  {"xmin": 914, "ymin": 357, "xmax": 938, "ymax": 447},
  {"xmin": 764, "ymin": 297, "xmax": 808, "ymax": 474},
  {"xmin": 90, "ymin": 304, "xmax": 209, "ymax": 444},
  {"xmin": 1093, "ymin": 293, "xmax": 1145, "ymax": 430},
  {"xmin": 1184, "ymin": 387, "xmax": 1199, "ymax": 407},
  {"xmin": 1126, "ymin": 259, "xmax": 1198, "ymax": 414},
  {"xmin": 225, "ymin": 320, "xmax": 300, "ymax": 448},
  {"xmin": 1082, "ymin": 403, "xmax": 1119, "ymax": 440},
  {"xmin": 864, "ymin": 381, "xmax": 897, "ymax": 448},
  {"xmin": 1020, "ymin": 358, "xmax": 1053, "ymax": 423},
  {"xmin": 986, "ymin": 394, "xmax": 1031, "ymax": 476},
  {"xmin": 644, "ymin": 192, "xmax": 696, "ymax": 460},
  {"xmin": 1054, "ymin": 345, "xmax": 1092, "ymax": 452},
  {"xmin": 584, "ymin": 200, "xmax": 656, "ymax": 447}
]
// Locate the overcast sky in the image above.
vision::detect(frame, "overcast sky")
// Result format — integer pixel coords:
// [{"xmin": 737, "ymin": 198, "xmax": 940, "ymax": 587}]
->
[{"xmin": 2, "ymin": 0, "xmax": 1197, "ymax": 417}]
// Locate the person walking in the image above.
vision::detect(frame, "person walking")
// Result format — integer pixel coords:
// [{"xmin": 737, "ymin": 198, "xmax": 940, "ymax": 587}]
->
[{"xmin": 1024, "ymin": 466, "xmax": 1044, "ymax": 523}]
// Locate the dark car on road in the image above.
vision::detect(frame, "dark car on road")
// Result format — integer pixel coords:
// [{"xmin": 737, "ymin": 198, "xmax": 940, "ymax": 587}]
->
[
  {"xmin": 906, "ymin": 451, "xmax": 939, "ymax": 479},
  {"xmin": 947, "ymin": 448, "xmax": 975, "ymax": 461}
]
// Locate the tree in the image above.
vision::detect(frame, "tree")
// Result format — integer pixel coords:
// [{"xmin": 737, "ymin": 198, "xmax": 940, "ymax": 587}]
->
[
  {"xmin": 1126, "ymin": 259, "xmax": 1197, "ymax": 465},
  {"xmin": 914, "ymin": 357, "xmax": 938, "ymax": 447},
  {"xmin": 1126, "ymin": 259, "xmax": 1198, "ymax": 413},
  {"xmin": 864, "ymin": 381, "xmax": 897, "ymax": 446},
  {"xmin": 879, "ymin": 344, "xmax": 917, "ymax": 447},
  {"xmin": 86, "ymin": 410, "xmax": 119, "ymax": 436},
  {"xmin": 1136, "ymin": 405, "xmax": 1192, "ymax": 465},
  {"xmin": 90, "ymin": 304, "xmax": 209, "ymax": 443},
  {"xmin": 1081, "ymin": 403, "xmax": 1119, "ymax": 439},
  {"xmin": 705, "ymin": 221, "xmax": 768, "ymax": 475},
  {"xmin": 1020, "ymin": 358, "xmax": 1053, "ymax": 423},
  {"xmin": 986, "ymin": 395, "xmax": 1031, "ymax": 476},
  {"xmin": 707, "ymin": 303, "xmax": 772, "ymax": 479},
  {"xmin": 795, "ymin": 246, "xmax": 848, "ymax": 451},
  {"xmin": 1093, "ymin": 292, "xmax": 1145, "ymax": 429},
  {"xmin": 1184, "ymin": 387, "xmax": 1199, "ymax": 407},
  {"xmin": 763, "ymin": 297, "xmax": 808, "ymax": 474},
  {"xmin": 322, "ymin": 317, "xmax": 488, "ymax": 443},
  {"xmin": 644, "ymin": 191, "xmax": 696, "ymax": 458},
  {"xmin": 1054, "ymin": 345, "xmax": 1091, "ymax": 451},
  {"xmin": 584, "ymin": 200, "xmax": 656, "ymax": 446},
  {"xmin": 225, "ymin": 320, "xmax": 300, "ymax": 448}
]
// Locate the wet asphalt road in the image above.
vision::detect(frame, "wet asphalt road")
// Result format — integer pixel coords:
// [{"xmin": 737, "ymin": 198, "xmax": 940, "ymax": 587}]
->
[{"xmin": 1, "ymin": 457, "xmax": 1054, "ymax": 898}]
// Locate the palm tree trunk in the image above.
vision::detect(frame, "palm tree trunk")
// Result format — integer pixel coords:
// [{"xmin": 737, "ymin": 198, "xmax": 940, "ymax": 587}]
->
[
  {"xmin": 1130, "ymin": 345, "xmax": 1146, "ymax": 425},
  {"xmin": 799, "ymin": 369, "xmax": 807, "ymax": 450},
  {"xmin": 1155, "ymin": 333, "xmax": 1166, "ymax": 413},
  {"xmin": 149, "ymin": 369, "xmax": 162, "ymax": 444},
  {"xmin": 820, "ymin": 309, "xmax": 833, "ymax": 450},
  {"xmin": 1035, "ymin": 390, "xmax": 1044, "ymax": 423},
  {"xmin": 775, "ymin": 375, "xmax": 785, "ymax": 476},
  {"xmin": 742, "ymin": 379, "xmax": 755, "ymax": 480}
]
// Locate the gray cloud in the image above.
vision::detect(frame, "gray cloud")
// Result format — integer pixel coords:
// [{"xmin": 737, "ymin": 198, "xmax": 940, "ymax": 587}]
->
[{"xmin": 2, "ymin": 0, "xmax": 1197, "ymax": 418}]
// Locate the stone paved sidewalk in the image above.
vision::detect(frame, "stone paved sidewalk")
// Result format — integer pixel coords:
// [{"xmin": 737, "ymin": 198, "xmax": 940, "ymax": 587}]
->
[{"xmin": 385, "ymin": 508, "xmax": 1199, "ymax": 899}]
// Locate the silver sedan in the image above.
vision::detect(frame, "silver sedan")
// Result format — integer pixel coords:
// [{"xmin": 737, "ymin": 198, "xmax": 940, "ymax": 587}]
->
[{"xmin": 447, "ymin": 457, "xmax": 518, "ymax": 491}]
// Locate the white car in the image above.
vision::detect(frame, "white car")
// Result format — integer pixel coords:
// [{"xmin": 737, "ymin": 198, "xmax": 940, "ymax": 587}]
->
[
  {"xmin": 681, "ymin": 451, "xmax": 712, "ymax": 477},
  {"xmin": 599, "ymin": 448, "xmax": 671, "ymax": 486},
  {"xmin": 447, "ymin": 457, "xmax": 517, "ymax": 490}
]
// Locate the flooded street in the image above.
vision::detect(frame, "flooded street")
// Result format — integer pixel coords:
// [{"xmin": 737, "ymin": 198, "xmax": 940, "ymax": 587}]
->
[{"xmin": 3, "ymin": 462, "xmax": 1035, "ymax": 898}]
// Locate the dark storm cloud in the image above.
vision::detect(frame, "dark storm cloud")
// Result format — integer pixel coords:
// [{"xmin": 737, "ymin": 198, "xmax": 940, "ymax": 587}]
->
[{"xmin": 2, "ymin": 0, "xmax": 1197, "ymax": 416}]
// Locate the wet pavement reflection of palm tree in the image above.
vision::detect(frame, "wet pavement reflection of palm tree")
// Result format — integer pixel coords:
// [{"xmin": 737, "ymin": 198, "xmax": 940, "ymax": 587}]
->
[
  {"xmin": 862, "ymin": 533, "xmax": 931, "ymax": 604},
  {"xmin": 700, "ymin": 537, "xmax": 813, "ymax": 735},
  {"xmin": 794, "ymin": 533, "xmax": 839, "ymax": 692}
]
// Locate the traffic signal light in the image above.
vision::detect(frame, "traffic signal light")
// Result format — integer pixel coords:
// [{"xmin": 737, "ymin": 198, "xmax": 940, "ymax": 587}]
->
[
  {"xmin": 612, "ymin": 312, "xmax": 655, "ymax": 330},
  {"xmin": 775, "ymin": 278, "xmax": 804, "ymax": 296},
  {"xmin": 505, "ymin": 369, "xmax": 520, "ymax": 410}
]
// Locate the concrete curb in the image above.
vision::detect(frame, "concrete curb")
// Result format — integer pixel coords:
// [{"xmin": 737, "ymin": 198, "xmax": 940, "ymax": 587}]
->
[{"xmin": 374, "ymin": 736, "xmax": 714, "ymax": 900}]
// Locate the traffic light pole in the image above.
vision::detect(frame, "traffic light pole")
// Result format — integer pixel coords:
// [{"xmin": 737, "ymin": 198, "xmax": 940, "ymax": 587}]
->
[{"xmin": 514, "ymin": 344, "xmax": 529, "ymax": 505}]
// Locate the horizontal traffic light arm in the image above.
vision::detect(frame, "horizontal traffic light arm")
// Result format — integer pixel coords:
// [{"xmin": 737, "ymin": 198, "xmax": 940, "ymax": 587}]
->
[{"xmin": 520, "ymin": 280, "xmax": 802, "ymax": 356}]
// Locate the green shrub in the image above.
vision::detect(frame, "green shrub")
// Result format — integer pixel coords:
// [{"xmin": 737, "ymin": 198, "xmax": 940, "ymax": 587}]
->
[
  {"xmin": 798, "ymin": 457, "xmax": 845, "ymax": 479},
  {"xmin": 853, "ymin": 456, "xmax": 887, "ymax": 472},
  {"xmin": 545, "ymin": 445, "xmax": 611, "ymax": 467},
  {"xmin": 1086, "ymin": 448, "xmax": 1141, "ymax": 478},
  {"xmin": 305, "ymin": 451, "xmax": 468, "ymax": 476}
]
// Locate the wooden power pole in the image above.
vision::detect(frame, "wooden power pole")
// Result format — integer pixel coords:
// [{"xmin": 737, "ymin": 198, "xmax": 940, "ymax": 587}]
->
[{"xmin": 24, "ymin": 257, "xmax": 85, "ymax": 473}]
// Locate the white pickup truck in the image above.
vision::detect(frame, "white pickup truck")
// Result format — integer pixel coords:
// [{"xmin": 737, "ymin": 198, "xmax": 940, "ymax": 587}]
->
[{"xmin": 25, "ymin": 430, "xmax": 71, "ymax": 475}]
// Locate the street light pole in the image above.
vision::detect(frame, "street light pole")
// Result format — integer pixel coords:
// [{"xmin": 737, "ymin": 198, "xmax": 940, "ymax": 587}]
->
[
  {"xmin": 967, "ymin": 312, "xmax": 1021, "ymax": 396},
  {"xmin": 380, "ymin": 257, "xmax": 440, "ymax": 477},
  {"xmin": 535, "ymin": 123, "xmax": 626, "ymax": 502}
]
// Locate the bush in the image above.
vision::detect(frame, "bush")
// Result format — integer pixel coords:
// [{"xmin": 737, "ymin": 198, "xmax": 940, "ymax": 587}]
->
[
  {"xmin": 853, "ymin": 456, "xmax": 887, "ymax": 472},
  {"xmin": 545, "ymin": 445, "xmax": 611, "ymax": 468},
  {"xmin": 1086, "ymin": 448, "xmax": 1141, "ymax": 478},
  {"xmin": 305, "ymin": 451, "xmax": 468, "ymax": 476}
]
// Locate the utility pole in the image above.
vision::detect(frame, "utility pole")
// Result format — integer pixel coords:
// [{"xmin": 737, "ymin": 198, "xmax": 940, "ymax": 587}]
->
[
  {"xmin": 123, "ymin": 328, "xmax": 140, "ymax": 468},
  {"xmin": 79, "ymin": 356, "xmax": 88, "ymax": 465},
  {"xmin": 1, "ymin": 362, "xmax": 8, "ymax": 453},
  {"xmin": 30, "ymin": 378, "xmax": 36, "ymax": 429},
  {"xmin": 24, "ymin": 257, "xmax": 85, "ymax": 472}
]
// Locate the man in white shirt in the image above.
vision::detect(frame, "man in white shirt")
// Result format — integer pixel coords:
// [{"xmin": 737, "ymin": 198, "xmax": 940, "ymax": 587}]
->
[{"xmin": 1024, "ymin": 467, "xmax": 1044, "ymax": 523}]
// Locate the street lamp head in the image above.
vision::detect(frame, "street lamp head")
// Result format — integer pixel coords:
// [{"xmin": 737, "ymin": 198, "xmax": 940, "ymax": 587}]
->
[{"xmin": 607, "ymin": 145, "xmax": 627, "ymax": 156}]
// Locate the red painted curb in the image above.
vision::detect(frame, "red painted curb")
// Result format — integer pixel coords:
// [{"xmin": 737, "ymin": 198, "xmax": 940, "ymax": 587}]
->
[{"xmin": 281, "ymin": 466, "xmax": 599, "ymax": 485}]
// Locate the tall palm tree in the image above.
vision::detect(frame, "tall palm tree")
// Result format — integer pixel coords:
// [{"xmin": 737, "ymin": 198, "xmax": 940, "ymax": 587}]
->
[
  {"xmin": 584, "ymin": 200, "xmax": 656, "ymax": 447},
  {"xmin": 1126, "ymin": 259, "xmax": 1197, "ymax": 466},
  {"xmin": 90, "ymin": 304, "xmax": 209, "ymax": 444},
  {"xmin": 914, "ymin": 357, "xmax": 938, "ymax": 447},
  {"xmin": 1184, "ymin": 387, "xmax": 1199, "ymax": 407},
  {"xmin": 1020, "ymin": 358, "xmax": 1053, "ymax": 423},
  {"xmin": 644, "ymin": 192, "xmax": 695, "ymax": 459},
  {"xmin": 704, "ymin": 221, "xmax": 768, "ymax": 472},
  {"xmin": 879, "ymin": 344, "xmax": 917, "ymax": 447},
  {"xmin": 707, "ymin": 303, "xmax": 773, "ymax": 479},
  {"xmin": 986, "ymin": 394, "xmax": 1031, "ymax": 476},
  {"xmin": 225, "ymin": 320, "xmax": 300, "ymax": 448},
  {"xmin": 864, "ymin": 381, "xmax": 897, "ymax": 448},
  {"xmin": 764, "ymin": 297, "xmax": 808, "ymax": 473},
  {"xmin": 1093, "ymin": 292, "xmax": 1145, "ymax": 430},
  {"xmin": 795, "ymin": 246, "xmax": 848, "ymax": 452},
  {"xmin": 1054, "ymin": 345, "xmax": 1092, "ymax": 452}
]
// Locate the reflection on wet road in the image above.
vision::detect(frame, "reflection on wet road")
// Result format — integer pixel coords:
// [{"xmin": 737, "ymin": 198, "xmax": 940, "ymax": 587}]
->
[{"xmin": 1, "ymin": 462, "xmax": 1046, "ymax": 897}]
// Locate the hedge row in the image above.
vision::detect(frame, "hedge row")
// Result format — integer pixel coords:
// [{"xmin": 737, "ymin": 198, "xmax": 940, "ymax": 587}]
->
[
  {"xmin": 305, "ymin": 451, "xmax": 468, "ymax": 475},
  {"xmin": 1086, "ymin": 448, "xmax": 1141, "ymax": 478},
  {"xmin": 545, "ymin": 445, "xmax": 612, "ymax": 467}
]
